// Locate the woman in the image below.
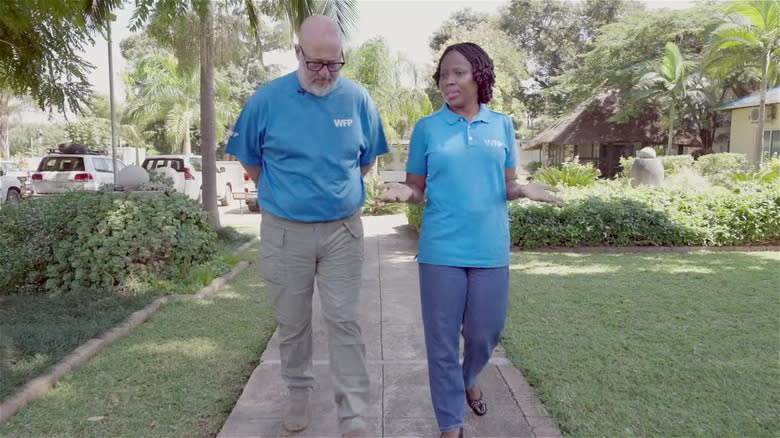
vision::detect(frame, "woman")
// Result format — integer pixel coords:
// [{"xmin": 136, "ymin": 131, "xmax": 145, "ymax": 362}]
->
[{"xmin": 380, "ymin": 42, "xmax": 560, "ymax": 437}]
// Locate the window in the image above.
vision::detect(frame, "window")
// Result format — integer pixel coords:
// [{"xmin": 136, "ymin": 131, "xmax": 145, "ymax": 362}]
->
[
  {"xmin": 94, "ymin": 158, "xmax": 110, "ymax": 173},
  {"xmin": 763, "ymin": 130, "xmax": 780, "ymax": 159}
]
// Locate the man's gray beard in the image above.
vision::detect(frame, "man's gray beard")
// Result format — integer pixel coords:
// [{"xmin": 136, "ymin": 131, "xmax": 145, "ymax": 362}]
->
[
  {"xmin": 297, "ymin": 70, "xmax": 338, "ymax": 97},
  {"xmin": 306, "ymin": 80, "xmax": 337, "ymax": 97}
]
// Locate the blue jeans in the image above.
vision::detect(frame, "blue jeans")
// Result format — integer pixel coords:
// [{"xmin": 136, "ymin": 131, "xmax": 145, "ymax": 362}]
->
[{"xmin": 418, "ymin": 263, "xmax": 509, "ymax": 432}]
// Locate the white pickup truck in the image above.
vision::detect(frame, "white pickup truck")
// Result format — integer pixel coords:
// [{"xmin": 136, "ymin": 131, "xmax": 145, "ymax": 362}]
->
[{"xmin": 215, "ymin": 160, "xmax": 247, "ymax": 207}]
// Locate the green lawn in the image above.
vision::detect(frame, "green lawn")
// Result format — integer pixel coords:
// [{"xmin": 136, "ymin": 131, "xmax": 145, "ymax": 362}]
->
[
  {"xmin": 503, "ymin": 250, "xmax": 780, "ymax": 437},
  {"xmin": 0, "ymin": 228, "xmax": 250, "ymax": 401},
  {"xmin": 0, "ymin": 244, "xmax": 275, "ymax": 438}
]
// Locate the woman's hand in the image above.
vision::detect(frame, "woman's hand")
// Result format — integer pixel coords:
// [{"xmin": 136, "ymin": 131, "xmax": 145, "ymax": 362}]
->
[
  {"xmin": 380, "ymin": 182, "xmax": 419, "ymax": 203},
  {"xmin": 508, "ymin": 181, "xmax": 562, "ymax": 204}
]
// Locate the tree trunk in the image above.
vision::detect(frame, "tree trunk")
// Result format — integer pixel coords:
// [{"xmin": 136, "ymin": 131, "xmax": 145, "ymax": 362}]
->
[
  {"xmin": 0, "ymin": 90, "xmax": 10, "ymax": 159},
  {"xmin": 757, "ymin": 51, "xmax": 769, "ymax": 165},
  {"xmin": 666, "ymin": 107, "xmax": 674, "ymax": 156},
  {"xmin": 200, "ymin": 0, "xmax": 220, "ymax": 228}
]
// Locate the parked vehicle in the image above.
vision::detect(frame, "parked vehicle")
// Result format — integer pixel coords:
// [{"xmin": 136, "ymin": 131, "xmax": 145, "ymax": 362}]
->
[
  {"xmin": 0, "ymin": 161, "xmax": 31, "ymax": 194},
  {"xmin": 215, "ymin": 160, "xmax": 246, "ymax": 207},
  {"xmin": 31, "ymin": 145, "xmax": 125, "ymax": 194},
  {"xmin": 0, "ymin": 168, "xmax": 23, "ymax": 204},
  {"xmin": 142, "ymin": 155, "xmax": 202, "ymax": 201}
]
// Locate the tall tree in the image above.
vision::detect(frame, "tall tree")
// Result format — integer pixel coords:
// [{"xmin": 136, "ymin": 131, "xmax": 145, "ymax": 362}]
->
[
  {"xmin": 343, "ymin": 38, "xmax": 432, "ymax": 145},
  {"xmin": 498, "ymin": 0, "xmax": 640, "ymax": 116},
  {"xmin": 131, "ymin": 0, "xmax": 358, "ymax": 228},
  {"xmin": 635, "ymin": 42, "xmax": 700, "ymax": 154},
  {"xmin": 707, "ymin": 0, "xmax": 780, "ymax": 162},
  {"xmin": 125, "ymin": 48, "xmax": 237, "ymax": 155},
  {"xmin": 560, "ymin": 5, "xmax": 724, "ymax": 109}
]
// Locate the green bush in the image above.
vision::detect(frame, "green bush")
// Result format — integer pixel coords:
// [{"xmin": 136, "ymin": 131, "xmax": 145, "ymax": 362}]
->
[
  {"xmin": 694, "ymin": 152, "xmax": 750, "ymax": 176},
  {"xmin": 532, "ymin": 159, "xmax": 601, "ymax": 187},
  {"xmin": 406, "ymin": 202, "xmax": 424, "ymax": 232},
  {"xmin": 0, "ymin": 191, "xmax": 217, "ymax": 295},
  {"xmin": 509, "ymin": 182, "xmax": 780, "ymax": 248},
  {"xmin": 659, "ymin": 154, "xmax": 694, "ymax": 175},
  {"xmin": 362, "ymin": 174, "xmax": 404, "ymax": 216}
]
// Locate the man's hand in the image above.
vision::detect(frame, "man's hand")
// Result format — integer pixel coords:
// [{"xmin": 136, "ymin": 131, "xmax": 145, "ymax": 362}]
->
[
  {"xmin": 380, "ymin": 182, "xmax": 418, "ymax": 203},
  {"xmin": 509, "ymin": 181, "xmax": 562, "ymax": 205}
]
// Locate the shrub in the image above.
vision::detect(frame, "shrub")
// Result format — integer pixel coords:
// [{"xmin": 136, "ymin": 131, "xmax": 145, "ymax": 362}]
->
[
  {"xmin": 694, "ymin": 153, "xmax": 750, "ymax": 176},
  {"xmin": 406, "ymin": 202, "xmax": 424, "ymax": 232},
  {"xmin": 362, "ymin": 174, "xmax": 404, "ymax": 216},
  {"xmin": 659, "ymin": 154, "xmax": 694, "ymax": 175},
  {"xmin": 0, "ymin": 191, "xmax": 217, "ymax": 295},
  {"xmin": 532, "ymin": 158, "xmax": 600, "ymax": 187},
  {"xmin": 508, "ymin": 182, "xmax": 780, "ymax": 248}
]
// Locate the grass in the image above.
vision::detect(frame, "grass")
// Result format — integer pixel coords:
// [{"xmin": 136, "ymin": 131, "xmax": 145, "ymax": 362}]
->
[
  {"xmin": 0, "ymin": 244, "xmax": 275, "ymax": 437},
  {"xmin": 502, "ymin": 250, "xmax": 780, "ymax": 437},
  {"xmin": 0, "ymin": 227, "xmax": 252, "ymax": 401}
]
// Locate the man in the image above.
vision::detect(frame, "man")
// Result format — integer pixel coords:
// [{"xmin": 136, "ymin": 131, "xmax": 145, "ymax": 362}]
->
[{"xmin": 225, "ymin": 15, "xmax": 388, "ymax": 438}]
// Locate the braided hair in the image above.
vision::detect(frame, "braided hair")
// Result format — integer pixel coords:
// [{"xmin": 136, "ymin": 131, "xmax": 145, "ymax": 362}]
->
[{"xmin": 433, "ymin": 42, "xmax": 495, "ymax": 104}]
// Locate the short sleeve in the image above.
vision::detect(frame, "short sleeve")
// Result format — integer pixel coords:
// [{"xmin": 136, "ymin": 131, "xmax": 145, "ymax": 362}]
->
[
  {"xmin": 359, "ymin": 94, "xmax": 390, "ymax": 167},
  {"xmin": 505, "ymin": 116, "xmax": 517, "ymax": 170},
  {"xmin": 405, "ymin": 119, "xmax": 427, "ymax": 176},
  {"xmin": 225, "ymin": 93, "xmax": 265, "ymax": 168}
]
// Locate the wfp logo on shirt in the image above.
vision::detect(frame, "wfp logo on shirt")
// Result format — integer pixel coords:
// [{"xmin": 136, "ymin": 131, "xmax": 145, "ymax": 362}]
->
[
  {"xmin": 484, "ymin": 139, "xmax": 505, "ymax": 148},
  {"xmin": 333, "ymin": 119, "xmax": 353, "ymax": 128}
]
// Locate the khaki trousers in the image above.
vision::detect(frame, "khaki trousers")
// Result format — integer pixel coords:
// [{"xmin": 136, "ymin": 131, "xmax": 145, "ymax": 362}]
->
[{"xmin": 260, "ymin": 211, "xmax": 369, "ymax": 433}]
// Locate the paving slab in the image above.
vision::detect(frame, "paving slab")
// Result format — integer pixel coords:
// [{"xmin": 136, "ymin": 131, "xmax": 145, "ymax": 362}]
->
[{"xmin": 218, "ymin": 214, "xmax": 562, "ymax": 438}]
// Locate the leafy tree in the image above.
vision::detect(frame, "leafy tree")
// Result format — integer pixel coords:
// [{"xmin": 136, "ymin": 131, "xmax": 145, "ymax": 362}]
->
[
  {"xmin": 125, "ymin": 48, "xmax": 238, "ymax": 155},
  {"xmin": 342, "ymin": 38, "xmax": 432, "ymax": 145},
  {"xmin": 498, "ymin": 0, "xmax": 641, "ymax": 116},
  {"xmin": 428, "ymin": 8, "xmax": 492, "ymax": 53},
  {"xmin": 8, "ymin": 123, "xmax": 67, "ymax": 158},
  {"xmin": 635, "ymin": 42, "xmax": 701, "ymax": 154},
  {"xmin": 64, "ymin": 117, "xmax": 112, "ymax": 150},
  {"xmin": 0, "ymin": 0, "xmax": 121, "ymax": 113},
  {"xmin": 561, "ymin": 5, "xmax": 724, "ymax": 105},
  {"xmin": 707, "ymin": 0, "xmax": 780, "ymax": 162}
]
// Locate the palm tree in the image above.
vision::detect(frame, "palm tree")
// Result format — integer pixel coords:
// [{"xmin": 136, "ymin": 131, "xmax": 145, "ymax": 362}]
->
[
  {"xmin": 131, "ymin": 0, "xmax": 358, "ymax": 228},
  {"xmin": 707, "ymin": 0, "xmax": 780, "ymax": 163},
  {"xmin": 126, "ymin": 50, "xmax": 237, "ymax": 155},
  {"xmin": 635, "ymin": 42, "xmax": 699, "ymax": 155}
]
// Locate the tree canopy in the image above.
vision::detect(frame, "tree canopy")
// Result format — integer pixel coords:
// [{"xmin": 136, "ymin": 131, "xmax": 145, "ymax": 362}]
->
[{"xmin": 0, "ymin": 0, "xmax": 122, "ymax": 113}]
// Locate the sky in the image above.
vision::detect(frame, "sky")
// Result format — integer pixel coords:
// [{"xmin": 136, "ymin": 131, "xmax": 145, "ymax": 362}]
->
[{"xmin": 83, "ymin": 0, "xmax": 696, "ymax": 103}]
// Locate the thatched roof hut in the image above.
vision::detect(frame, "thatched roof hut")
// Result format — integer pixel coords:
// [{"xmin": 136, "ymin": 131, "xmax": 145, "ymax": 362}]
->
[{"xmin": 524, "ymin": 91, "xmax": 700, "ymax": 177}]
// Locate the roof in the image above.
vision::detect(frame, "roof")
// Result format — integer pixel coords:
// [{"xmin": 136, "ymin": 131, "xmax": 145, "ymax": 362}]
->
[
  {"xmin": 525, "ymin": 91, "xmax": 699, "ymax": 150},
  {"xmin": 718, "ymin": 85, "xmax": 780, "ymax": 111}
]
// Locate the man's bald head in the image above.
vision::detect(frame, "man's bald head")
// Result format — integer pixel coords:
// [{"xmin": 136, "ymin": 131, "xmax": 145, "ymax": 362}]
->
[
  {"xmin": 298, "ymin": 15, "xmax": 341, "ymax": 50},
  {"xmin": 295, "ymin": 14, "xmax": 344, "ymax": 97}
]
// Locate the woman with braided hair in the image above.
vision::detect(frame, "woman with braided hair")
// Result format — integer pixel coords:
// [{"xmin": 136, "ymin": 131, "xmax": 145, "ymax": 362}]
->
[{"xmin": 381, "ymin": 42, "xmax": 560, "ymax": 437}]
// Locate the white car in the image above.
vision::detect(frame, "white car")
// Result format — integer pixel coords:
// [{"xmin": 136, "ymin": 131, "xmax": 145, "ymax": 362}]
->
[
  {"xmin": 142, "ymin": 155, "xmax": 202, "ymax": 201},
  {"xmin": 0, "ymin": 161, "xmax": 31, "ymax": 193},
  {"xmin": 0, "ymin": 169, "xmax": 23, "ymax": 204},
  {"xmin": 31, "ymin": 148, "xmax": 125, "ymax": 194}
]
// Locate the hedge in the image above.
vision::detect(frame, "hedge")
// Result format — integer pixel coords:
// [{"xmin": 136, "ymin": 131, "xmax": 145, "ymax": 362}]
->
[{"xmin": 0, "ymin": 191, "xmax": 217, "ymax": 295}]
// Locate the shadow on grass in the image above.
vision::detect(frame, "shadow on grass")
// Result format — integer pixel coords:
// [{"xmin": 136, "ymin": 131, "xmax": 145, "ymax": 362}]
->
[{"xmin": 504, "ymin": 250, "xmax": 780, "ymax": 437}]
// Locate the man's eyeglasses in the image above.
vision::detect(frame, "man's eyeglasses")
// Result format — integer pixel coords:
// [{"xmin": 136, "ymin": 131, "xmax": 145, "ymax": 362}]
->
[{"xmin": 299, "ymin": 47, "xmax": 345, "ymax": 72}]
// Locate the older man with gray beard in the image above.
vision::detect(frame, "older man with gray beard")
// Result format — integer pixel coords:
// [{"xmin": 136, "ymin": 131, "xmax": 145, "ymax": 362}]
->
[{"xmin": 226, "ymin": 15, "xmax": 389, "ymax": 438}]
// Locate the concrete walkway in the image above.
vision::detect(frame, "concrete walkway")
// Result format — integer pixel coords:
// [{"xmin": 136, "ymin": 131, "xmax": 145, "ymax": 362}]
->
[{"xmin": 218, "ymin": 214, "xmax": 562, "ymax": 438}]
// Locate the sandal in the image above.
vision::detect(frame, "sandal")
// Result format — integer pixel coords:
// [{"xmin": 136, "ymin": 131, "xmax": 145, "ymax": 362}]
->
[
  {"xmin": 466, "ymin": 386, "xmax": 487, "ymax": 416},
  {"xmin": 439, "ymin": 428, "xmax": 464, "ymax": 438}
]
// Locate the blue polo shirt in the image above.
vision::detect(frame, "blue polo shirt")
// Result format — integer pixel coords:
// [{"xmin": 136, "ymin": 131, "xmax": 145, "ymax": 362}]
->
[
  {"xmin": 407, "ymin": 104, "xmax": 517, "ymax": 267},
  {"xmin": 226, "ymin": 72, "xmax": 389, "ymax": 222}
]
